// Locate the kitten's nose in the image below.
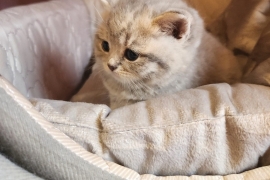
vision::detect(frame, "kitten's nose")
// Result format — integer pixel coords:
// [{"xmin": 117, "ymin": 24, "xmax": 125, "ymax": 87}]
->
[{"xmin": 107, "ymin": 63, "xmax": 117, "ymax": 71}]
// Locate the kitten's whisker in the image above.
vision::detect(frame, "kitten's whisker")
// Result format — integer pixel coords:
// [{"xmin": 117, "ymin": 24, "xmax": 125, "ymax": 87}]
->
[
  {"xmin": 130, "ymin": 79, "xmax": 140, "ymax": 90},
  {"xmin": 131, "ymin": 80, "xmax": 143, "ymax": 93},
  {"xmin": 88, "ymin": 19, "xmax": 101, "ymax": 27},
  {"xmin": 94, "ymin": 69, "xmax": 105, "ymax": 77},
  {"xmin": 93, "ymin": 3, "xmax": 104, "ymax": 22},
  {"xmin": 91, "ymin": 67, "xmax": 105, "ymax": 79}
]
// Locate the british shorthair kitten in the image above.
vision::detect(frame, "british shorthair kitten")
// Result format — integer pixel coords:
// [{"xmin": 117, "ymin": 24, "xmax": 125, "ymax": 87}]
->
[{"xmin": 94, "ymin": 0, "xmax": 243, "ymax": 109}]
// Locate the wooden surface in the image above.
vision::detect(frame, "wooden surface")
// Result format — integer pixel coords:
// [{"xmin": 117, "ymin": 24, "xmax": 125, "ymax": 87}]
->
[{"xmin": 185, "ymin": 0, "xmax": 231, "ymax": 25}]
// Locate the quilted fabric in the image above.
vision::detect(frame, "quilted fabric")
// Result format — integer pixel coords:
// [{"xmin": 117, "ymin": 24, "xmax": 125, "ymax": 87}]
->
[
  {"xmin": 0, "ymin": 154, "xmax": 42, "ymax": 180},
  {"xmin": 0, "ymin": 0, "xmax": 92, "ymax": 100}
]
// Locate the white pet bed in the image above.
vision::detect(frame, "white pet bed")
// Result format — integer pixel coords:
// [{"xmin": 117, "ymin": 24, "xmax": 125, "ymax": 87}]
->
[{"xmin": 1, "ymin": 0, "xmax": 270, "ymax": 179}]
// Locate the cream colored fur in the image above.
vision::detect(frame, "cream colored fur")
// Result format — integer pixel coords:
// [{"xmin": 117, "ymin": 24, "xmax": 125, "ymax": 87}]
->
[{"xmin": 94, "ymin": 0, "xmax": 242, "ymax": 109}]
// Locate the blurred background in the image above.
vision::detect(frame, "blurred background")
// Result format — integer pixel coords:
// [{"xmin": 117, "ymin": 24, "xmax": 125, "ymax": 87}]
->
[{"xmin": 0, "ymin": 0, "xmax": 47, "ymax": 10}]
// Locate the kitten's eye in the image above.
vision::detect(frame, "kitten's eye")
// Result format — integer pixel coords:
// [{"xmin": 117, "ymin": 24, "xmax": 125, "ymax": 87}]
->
[
  {"xmin": 124, "ymin": 49, "xmax": 139, "ymax": 61},
  {"xmin": 102, "ymin": 41, "xmax": 110, "ymax": 52}
]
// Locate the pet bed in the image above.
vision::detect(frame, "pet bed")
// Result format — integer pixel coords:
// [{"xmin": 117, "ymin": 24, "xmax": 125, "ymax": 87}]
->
[{"xmin": 1, "ymin": 0, "xmax": 270, "ymax": 179}]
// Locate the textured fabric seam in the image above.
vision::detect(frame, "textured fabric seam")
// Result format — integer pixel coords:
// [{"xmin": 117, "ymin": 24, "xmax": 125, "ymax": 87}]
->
[{"xmin": 103, "ymin": 112, "xmax": 270, "ymax": 133}]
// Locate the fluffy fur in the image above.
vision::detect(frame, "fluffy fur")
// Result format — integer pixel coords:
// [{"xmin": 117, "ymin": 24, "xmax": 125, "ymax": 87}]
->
[{"xmin": 94, "ymin": 0, "xmax": 242, "ymax": 109}]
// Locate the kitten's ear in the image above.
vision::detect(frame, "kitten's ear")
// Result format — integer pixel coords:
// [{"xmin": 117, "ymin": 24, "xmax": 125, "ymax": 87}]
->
[{"xmin": 153, "ymin": 12, "xmax": 191, "ymax": 40}]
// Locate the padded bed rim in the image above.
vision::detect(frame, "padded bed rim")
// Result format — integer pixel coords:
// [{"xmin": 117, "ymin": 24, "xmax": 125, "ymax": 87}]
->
[{"xmin": 1, "ymin": 77, "xmax": 270, "ymax": 180}]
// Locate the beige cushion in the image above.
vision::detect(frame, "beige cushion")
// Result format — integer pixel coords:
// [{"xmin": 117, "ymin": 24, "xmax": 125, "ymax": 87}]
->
[{"xmin": 32, "ymin": 82, "xmax": 270, "ymax": 176}]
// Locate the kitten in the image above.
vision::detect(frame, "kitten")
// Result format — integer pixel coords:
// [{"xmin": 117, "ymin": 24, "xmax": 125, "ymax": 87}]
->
[{"xmin": 94, "ymin": 0, "xmax": 243, "ymax": 109}]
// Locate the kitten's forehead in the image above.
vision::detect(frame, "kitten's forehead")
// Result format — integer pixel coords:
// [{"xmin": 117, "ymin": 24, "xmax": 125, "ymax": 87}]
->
[{"xmin": 103, "ymin": 1, "xmax": 155, "ymax": 46}]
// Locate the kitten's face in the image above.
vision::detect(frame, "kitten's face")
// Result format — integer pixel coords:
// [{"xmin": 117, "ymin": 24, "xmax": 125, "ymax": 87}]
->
[{"xmin": 95, "ymin": 1, "xmax": 200, "ymax": 86}]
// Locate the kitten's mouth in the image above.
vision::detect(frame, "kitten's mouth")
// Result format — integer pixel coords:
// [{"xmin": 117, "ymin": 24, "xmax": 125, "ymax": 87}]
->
[
  {"xmin": 103, "ymin": 63, "xmax": 137, "ymax": 81},
  {"xmin": 110, "ymin": 71, "xmax": 121, "ymax": 78},
  {"xmin": 107, "ymin": 69, "xmax": 136, "ymax": 82},
  {"xmin": 105, "ymin": 67, "xmax": 122, "ymax": 79}
]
